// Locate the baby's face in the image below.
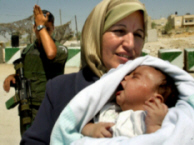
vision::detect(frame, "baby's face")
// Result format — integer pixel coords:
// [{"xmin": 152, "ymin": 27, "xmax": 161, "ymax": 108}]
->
[{"xmin": 116, "ymin": 66, "xmax": 165, "ymax": 111}]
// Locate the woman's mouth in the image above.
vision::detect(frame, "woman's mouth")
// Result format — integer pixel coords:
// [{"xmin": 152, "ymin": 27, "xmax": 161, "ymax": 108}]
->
[
  {"xmin": 117, "ymin": 53, "xmax": 135, "ymax": 61},
  {"xmin": 117, "ymin": 54, "xmax": 131, "ymax": 59}
]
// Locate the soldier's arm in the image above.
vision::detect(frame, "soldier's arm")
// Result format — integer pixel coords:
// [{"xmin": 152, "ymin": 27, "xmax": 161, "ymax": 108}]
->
[
  {"xmin": 33, "ymin": 5, "xmax": 57, "ymax": 60},
  {"xmin": 53, "ymin": 43, "xmax": 68, "ymax": 62},
  {"xmin": 39, "ymin": 30, "xmax": 57, "ymax": 60}
]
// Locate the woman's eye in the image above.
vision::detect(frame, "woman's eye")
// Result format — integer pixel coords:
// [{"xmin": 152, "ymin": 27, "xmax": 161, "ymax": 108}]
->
[
  {"xmin": 134, "ymin": 33, "xmax": 144, "ymax": 39},
  {"xmin": 113, "ymin": 29, "xmax": 125, "ymax": 35},
  {"xmin": 134, "ymin": 32, "xmax": 145, "ymax": 39}
]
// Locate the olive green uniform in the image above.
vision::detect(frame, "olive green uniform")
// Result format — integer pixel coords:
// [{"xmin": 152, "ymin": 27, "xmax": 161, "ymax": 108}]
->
[{"xmin": 19, "ymin": 39, "xmax": 68, "ymax": 135}]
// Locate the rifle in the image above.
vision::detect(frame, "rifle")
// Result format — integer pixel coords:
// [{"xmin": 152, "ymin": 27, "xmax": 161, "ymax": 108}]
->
[{"xmin": 5, "ymin": 58, "xmax": 32, "ymax": 130}]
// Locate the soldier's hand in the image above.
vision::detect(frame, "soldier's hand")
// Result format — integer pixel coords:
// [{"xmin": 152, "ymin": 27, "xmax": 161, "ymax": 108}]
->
[
  {"xmin": 33, "ymin": 4, "xmax": 48, "ymax": 26},
  {"xmin": 3, "ymin": 74, "xmax": 16, "ymax": 92}
]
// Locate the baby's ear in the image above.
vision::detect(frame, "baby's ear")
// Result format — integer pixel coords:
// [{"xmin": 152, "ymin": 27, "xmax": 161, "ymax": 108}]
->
[
  {"xmin": 154, "ymin": 93, "xmax": 164, "ymax": 103},
  {"xmin": 147, "ymin": 94, "xmax": 164, "ymax": 103}
]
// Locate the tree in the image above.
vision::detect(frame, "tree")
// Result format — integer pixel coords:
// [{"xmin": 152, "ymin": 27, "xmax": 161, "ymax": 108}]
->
[
  {"xmin": 151, "ymin": 22, "xmax": 156, "ymax": 29},
  {"xmin": 164, "ymin": 21, "xmax": 173, "ymax": 34}
]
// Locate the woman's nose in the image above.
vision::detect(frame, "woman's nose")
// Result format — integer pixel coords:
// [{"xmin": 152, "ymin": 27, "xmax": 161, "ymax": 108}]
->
[{"xmin": 123, "ymin": 33, "xmax": 134, "ymax": 51}]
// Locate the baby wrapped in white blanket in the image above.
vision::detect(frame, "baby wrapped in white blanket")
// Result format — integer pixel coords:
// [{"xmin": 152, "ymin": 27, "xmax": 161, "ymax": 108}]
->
[
  {"xmin": 50, "ymin": 56, "xmax": 194, "ymax": 145},
  {"xmin": 94, "ymin": 102, "xmax": 146, "ymax": 137},
  {"xmin": 92, "ymin": 64, "xmax": 178, "ymax": 138}
]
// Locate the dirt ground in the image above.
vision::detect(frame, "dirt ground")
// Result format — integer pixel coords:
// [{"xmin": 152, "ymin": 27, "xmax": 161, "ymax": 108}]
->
[
  {"xmin": 0, "ymin": 34, "xmax": 194, "ymax": 145},
  {"xmin": 144, "ymin": 33, "xmax": 194, "ymax": 57}
]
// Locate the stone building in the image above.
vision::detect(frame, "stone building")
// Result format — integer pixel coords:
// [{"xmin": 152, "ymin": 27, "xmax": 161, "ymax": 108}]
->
[{"xmin": 168, "ymin": 13, "xmax": 194, "ymax": 29}]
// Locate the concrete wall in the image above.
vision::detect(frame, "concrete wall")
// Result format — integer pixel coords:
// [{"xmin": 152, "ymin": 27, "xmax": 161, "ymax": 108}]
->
[
  {"xmin": 0, "ymin": 46, "xmax": 4, "ymax": 63},
  {"xmin": 147, "ymin": 29, "xmax": 158, "ymax": 42},
  {"xmin": 0, "ymin": 42, "xmax": 5, "ymax": 63},
  {"xmin": 174, "ymin": 16, "xmax": 182, "ymax": 28},
  {"xmin": 184, "ymin": 48, "xmax": 194, "ymax": 71},
  {"xmin": 3, "ymin": 46, "xmax": 25, "ymax": 64},
  {"xmin": 66, "ymin": 47, "xmax": 80, "ymax": 67},
  {"xmin": 3, "ymin": 45, "xmax": 194, "ymax": 73},
  {"xmin": 158, "ymin": 49, "xmax": 183, "ymax": 69}
]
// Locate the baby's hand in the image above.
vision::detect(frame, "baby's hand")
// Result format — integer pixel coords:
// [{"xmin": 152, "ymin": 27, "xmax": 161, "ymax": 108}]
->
[
  {"xmin": 81, "ymin": 122, "xmax": 114, "ymax": 138},
  {"xmin": 143, "ymin": 97, "xmax": 168, "ymax": 133}
]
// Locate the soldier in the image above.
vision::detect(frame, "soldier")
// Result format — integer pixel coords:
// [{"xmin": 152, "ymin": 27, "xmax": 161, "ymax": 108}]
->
[{"xmin": 3, "ymin": 5, "xmax": 68, "ymax": 135}]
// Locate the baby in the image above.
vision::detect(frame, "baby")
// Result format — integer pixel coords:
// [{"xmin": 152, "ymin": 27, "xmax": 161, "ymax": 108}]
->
[{"xmin": 81, "ymin": 65, "xmax": 179, "ymax": 138}]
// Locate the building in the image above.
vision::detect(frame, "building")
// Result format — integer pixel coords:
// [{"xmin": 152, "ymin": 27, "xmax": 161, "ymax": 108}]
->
[
  {"xmin": 183, "ymin": 14, "xmax": 194, "ymax": 27},
  {"xmin": 168, "ymin": 13, "xmax": 194, "ymax": 29},
  {"xmin": 151, "ymin": 17, "xmax": 168, "ymax": 30}
]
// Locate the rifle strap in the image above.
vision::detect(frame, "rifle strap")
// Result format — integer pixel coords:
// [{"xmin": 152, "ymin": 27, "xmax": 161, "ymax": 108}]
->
[{"xmin": 20, "ymin": 100, "xmax": 31, "ymax": 111}]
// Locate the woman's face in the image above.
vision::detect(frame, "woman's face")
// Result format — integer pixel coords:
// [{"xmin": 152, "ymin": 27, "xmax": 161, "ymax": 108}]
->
[{"xmin": 102, "ymin": 11, "xmax": 145, "ymax": 70}]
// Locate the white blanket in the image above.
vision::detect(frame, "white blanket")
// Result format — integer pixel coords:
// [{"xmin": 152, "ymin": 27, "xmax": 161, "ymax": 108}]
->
[{"xmin": 50, "ymin": 55, "xmax": 194, "ymax": 145}]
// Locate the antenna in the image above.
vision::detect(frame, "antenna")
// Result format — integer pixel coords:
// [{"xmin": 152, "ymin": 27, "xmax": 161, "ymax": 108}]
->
[{"xmin": 59, "ymin": 9, "xmax": 62, "ymax": 25}]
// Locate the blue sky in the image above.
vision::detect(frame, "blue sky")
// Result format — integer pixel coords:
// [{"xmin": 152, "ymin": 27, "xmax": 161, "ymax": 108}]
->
[{"xmin": 0, "ymin": 0, "xmax": 194, "ymax": 32}]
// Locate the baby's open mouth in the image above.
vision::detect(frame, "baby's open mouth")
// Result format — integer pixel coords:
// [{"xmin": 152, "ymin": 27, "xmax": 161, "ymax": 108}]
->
[{"xmin": 115, "ymin": 83, "xmax": 123, "ymax": 96}]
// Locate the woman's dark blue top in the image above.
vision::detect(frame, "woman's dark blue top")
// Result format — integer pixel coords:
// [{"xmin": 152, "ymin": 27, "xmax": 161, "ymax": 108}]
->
[{"xmin": 20, "ymin": 66, "xmax": 99, "ymax": 145}]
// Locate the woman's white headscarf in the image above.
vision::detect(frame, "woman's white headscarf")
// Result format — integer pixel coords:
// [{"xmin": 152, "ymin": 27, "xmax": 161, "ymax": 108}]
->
[{"xmin": 81, "ymin": 0, "xmax": 148, "ymax": 77}]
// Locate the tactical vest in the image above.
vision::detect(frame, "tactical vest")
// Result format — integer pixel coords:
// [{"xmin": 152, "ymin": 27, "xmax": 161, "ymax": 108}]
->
[{"xmin": 22, "ymin": 41, "xmax": 67, "ymax": 105}]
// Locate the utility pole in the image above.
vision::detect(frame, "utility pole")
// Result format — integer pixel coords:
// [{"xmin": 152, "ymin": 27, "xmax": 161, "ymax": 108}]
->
[
  {"xmin": 75, "ymin": 15, "xmax": 78, "ymax": 41},
  {"xmin": 31, "ymin": 16, "xmax": 34, "ymax": 43},
  {"xmin": 59, "ymin": 9, "xmax": 62, "ymax": 25}
]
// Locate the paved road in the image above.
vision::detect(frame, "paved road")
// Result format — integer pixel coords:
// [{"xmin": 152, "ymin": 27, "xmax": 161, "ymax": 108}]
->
[
  {"xmin": 0, "ymin": 64, "xmax": 79, "ymax": 145},
  {"xmin": 0, "ymin": 64, "xmax": 19, "ymax": 145}
]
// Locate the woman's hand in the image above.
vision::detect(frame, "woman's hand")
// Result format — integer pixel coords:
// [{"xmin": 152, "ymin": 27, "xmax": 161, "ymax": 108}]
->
[
  {"xmin": 3, "ymin": 74, "xmax": 16, "ymax": 92},
  {"xmin": 81, "ymin": 122, "xmax": 114, "ymax": 138},
  {"xmin": 144, "ymin": 97, "xmax": 168, "ymax": 133}
]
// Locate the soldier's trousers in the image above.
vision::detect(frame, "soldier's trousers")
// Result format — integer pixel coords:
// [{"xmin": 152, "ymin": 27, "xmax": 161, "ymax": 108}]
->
[{"xmin": 19, "ymin": 105, "xmax": 39, "ymax": 136}]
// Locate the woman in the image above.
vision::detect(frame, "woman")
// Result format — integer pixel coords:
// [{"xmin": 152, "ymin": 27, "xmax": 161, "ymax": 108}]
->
[{"xmin": 20, "ymin": 0, "xmax": 148, "ymax": 144}]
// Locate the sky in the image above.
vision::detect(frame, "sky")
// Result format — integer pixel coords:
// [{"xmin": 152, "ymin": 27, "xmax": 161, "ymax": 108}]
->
[{"xmin": 0, "ymin": 0, "xmax": 194, "ymax": 32}]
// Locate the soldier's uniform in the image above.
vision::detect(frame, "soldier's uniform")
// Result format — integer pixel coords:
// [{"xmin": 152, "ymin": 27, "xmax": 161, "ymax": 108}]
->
[{"xmin": 19, "ymin": 39, "xmax": 68, "ymax": 135}]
